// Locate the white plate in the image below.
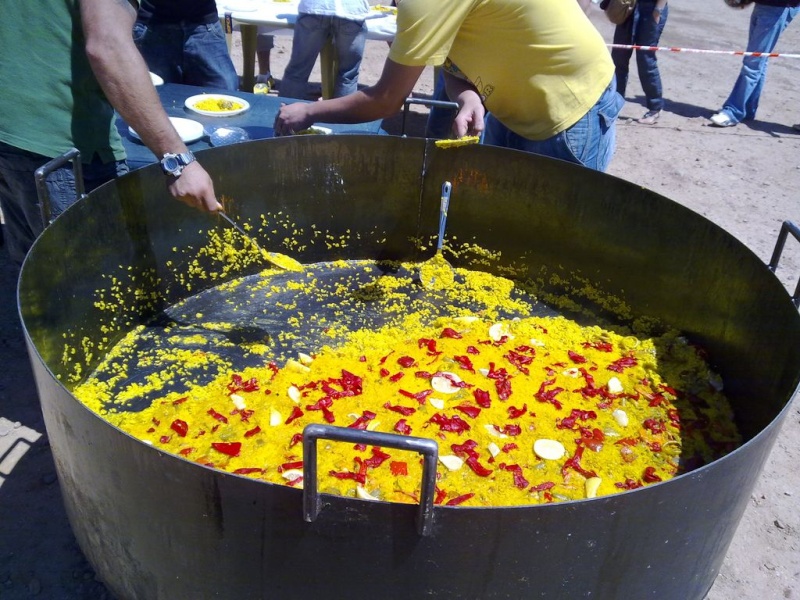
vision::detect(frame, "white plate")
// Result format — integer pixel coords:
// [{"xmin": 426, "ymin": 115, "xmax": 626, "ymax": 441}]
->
[
  {"xmin": 185, "ymin": 94, "xmax": 251, "ymax": 117},
  {"xmin": 128, "ymin": 117, "xmax": 204, "ymax": 144},
  {"xmin": 149, "ymin": 72, "xmax": 164, "ymax": 86}
]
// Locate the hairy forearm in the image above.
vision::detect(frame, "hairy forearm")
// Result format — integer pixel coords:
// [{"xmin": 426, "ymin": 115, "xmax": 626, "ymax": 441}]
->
[{"xmin": 81, "ymin": 0, "xmax": 186, "ymax": 155}]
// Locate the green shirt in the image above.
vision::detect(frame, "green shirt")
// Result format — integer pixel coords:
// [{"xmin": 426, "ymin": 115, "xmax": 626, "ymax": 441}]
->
[{"xmin": 0, "ymin": 0, "xmax": 126, "ymax": 164}]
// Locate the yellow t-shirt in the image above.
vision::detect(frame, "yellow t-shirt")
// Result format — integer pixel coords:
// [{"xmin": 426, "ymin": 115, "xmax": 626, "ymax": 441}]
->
[{"xmin": 388, "ymin": 0, "xmax": 615, "ymax": 140}]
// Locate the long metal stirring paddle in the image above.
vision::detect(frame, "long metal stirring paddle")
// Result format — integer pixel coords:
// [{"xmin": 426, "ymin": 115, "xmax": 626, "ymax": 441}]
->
[{"xmin": 217, "ymin": 211, "xmax": 303, "ymax": 271}]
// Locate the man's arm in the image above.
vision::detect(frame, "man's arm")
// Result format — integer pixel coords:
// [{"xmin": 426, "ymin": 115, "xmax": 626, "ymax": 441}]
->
[
  {"xmin": 273, "ymin": 59, "xmax": 424, "ymax": 136},
  {"xmin": 80, "ymin": 0, "xmax": 221, "ymax": 212},
  {"xmin": 443, "ymin": 72, "xmax": 486, "ymax": 138}
]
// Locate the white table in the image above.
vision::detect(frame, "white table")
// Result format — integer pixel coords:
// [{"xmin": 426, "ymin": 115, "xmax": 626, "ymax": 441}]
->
[{"xmin": 217, "ymin": 0, "xmax": 397, "ymax": 95}]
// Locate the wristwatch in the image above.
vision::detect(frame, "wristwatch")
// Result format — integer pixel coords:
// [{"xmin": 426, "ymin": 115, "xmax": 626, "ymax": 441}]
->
[{"xmin": 160, "ymin": 151, "xmax": 196, "ymax": 177}]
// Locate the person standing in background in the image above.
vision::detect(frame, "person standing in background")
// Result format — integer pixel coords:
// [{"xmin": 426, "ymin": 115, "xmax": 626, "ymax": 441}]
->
[
  {"xmin": 0, "ymin": 0, "xmax": 220, "ymax": 267},
  {"xmin": 709, "ymin": 0, "xmax": 800, "ymax": 127},
  {"xmin": 275, "ymin": 0, "xmax": 622, "ymax": 172},
  {"xmin": 611, "ymin": 0, "xmax": 669, "ymax": 125},
  {"xmin": 278, "ymin": 0, "xmax": 370, "ymax": 99},
  {"xmin": 134, "ymin": 0, "xmax": 239, "ymax": 90}
]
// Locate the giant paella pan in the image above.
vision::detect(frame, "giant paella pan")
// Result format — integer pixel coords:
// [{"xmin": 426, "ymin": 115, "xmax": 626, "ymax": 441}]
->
[{"xmin": 18, "ymin": 136, "xmax": 800, "ymax": 599}]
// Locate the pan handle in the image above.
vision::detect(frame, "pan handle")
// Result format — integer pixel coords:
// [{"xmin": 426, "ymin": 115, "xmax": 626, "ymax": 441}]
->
[
  {"xmin": 767, "ymin": 220, "xmax": 800, "ymax": 308},
  {"xmin": 33, "ymin": 148, "xmax": 86, "ymax": 229},
  {"xmin": 302, "ymin": 424, "xmax": 439, "ymax": 536}
]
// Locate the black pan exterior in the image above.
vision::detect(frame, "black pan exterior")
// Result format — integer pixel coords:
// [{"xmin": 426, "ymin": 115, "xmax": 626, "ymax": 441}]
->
[{"xmin": 19, "ymin": 136, "xmax": 800, "ymax": 599}]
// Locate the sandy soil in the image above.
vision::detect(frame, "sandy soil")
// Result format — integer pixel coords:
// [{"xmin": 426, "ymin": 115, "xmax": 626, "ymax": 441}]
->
[{"xmin": 1, "ymin": 0, "xmax": 798, "ymax": 597}]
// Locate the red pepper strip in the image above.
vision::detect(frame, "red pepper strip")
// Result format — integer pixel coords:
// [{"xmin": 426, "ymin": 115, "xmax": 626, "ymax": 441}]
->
[
  {"xmin": 578, "ymin": 427, "xmax": 605, "ymax": 452},
  {"xmin": 440, "ymin": 327, "xmax": 463, "ymax": 339},
  {"xmin": 207, "ymin": 408, "xmax": 228, "ymax": 424},
  {"xmin": 278, "ymin": 460, "xmax": 304, "ymax": 473},
  {"xmin": 642, "ymin": 466, "xmax": 663, "ymax": 483},
  {"xmin": 643, "ymin": 418, "xmax": 666, "ymax": 434},
  {"xmin": 348, "ymin": 411, "xmax": 377, "ymax": 430},
  {"xmin": 244, "ymin": 426, "xmax": 262, "ymax": 438},
  {"xmin": 567, "ymin": 350, "xmax": 587, "ymax": 364},
  {"xmin": 534, "ymin": 380, "xmax": 564, "ymax": 410},
  {"xmin": 453, "ymin": 355, "xmax": 476, "ymax": 373},
  {"xmin": 160, "ymin": 435, "xmax": 171, "ymax": 444},
  {"xmin": 504, "ymin": 350, "xmax": 533, "ymax": 375},
  {"xmin": 364, "ymin": 447, "xmax": 391, "ymax": 469},
  {"xmin": 289, "ymin": 432, "xmax": 303, "ymax": 447},
  {"xmin": 434, "ymin": 487, "xmax": 448, "ymax": 505},
  {"xmin": 582, "ymin": 341, "xmax": 614, "ymax": 352},
  {"xmin": 390, "ymin": 461, "xmax": 408, "ymax": 476},
  {"xmin": 529, "ymin": 481, "xmax": 555, "ymax": 493},
  {"xmin": 414, "ymin": 370, "xmax": 433, "ymax": 379},
  {"xmin": 237, "ymin": 409, "xmax": 255, "ymax": 422},
  {"xmin": 389, "ymin": 371, "xmax": 405, "ymax": 383},
  {"xmin": 211, "ymin": 441, "xmax": 241, "ymax": 457},
  {"xmin": 178, "ymin": 448, "xmax": 194, "ymax": 456},
  {"xmin": 454, "ymin": 404, "xmax": 481, "ymax": 418},
  {"xmin": 501, "ymin": 443, "xmax": 518, "ymax": 453},
  {"xmin": 445, "ymin": 493, "xmax": 475, "ymax": 506},
  {"xmin": 266, "ymin": 361, "xmax": 279, "ymax": 380},
  {"xmin": 329, "ymin": 457, "xmax": 368, "ymax": 485},
  {"xmin": 379, "ymin": 351, "xmax": 394, "ymax": 365},
  {"xmin": 170, "ymin": 419, "xmax": 189, "ymax": 437},
  {"xmin": 561, "ymin": 444, "xmax": 597, "ymax": 479},
  {"xmin": 648, "ymin": 441, "xmax": 662, "ymax": 452},
  {"xmin": 285, "ymin": 406, "xmax": 304, "ymax": 425},
  {"xmin": 384, "ymin": 402, "xmax": 416, "ymax": 416},
  {"xmin": 615, "ymin": 478, "xmax": 643, "ymax": 490},
  {"xmin": 228, "ymin": 373, "xmax": 260, "ymax": 393},
  {"xmin": 172, "ymin": 397, "xmax": 188, "ymax": 405},
  {"xmin": 379, "ymin": 367, "xmax": 391, "ymax": 378},
  {"xmin": 486, "ymin": 363, "xmax": 512, "ymax": 400},
  {"xmin": 233, "ymin": 467, "xmax": 264, "ymax": 475},
  {"xmin": 429, "ymin": 413, "xmax": 471, "ymax": 434},
  {"xmin": 557, "ymin": 408, "xmax": 598, "ymax": 430},
  {"xmin": 394, "ymin": 419, "xmax": 412, "ymax": 435},
  {"xmin": 466, "ymin": 345, "xmax": 480, "ymax": 355},
  {"xmin": 451, "ymin": 439, "xmax": 479, "ymax": 459},
  {"xmin": 507, "ymin": 404, "xmax": 527, "ymax": 419},
  {"xmin": 615, "ymin": 437, "xmax": 639, "ymax": 446},
  {"xmin": 607, "ymin": 354, "xmax": 638, "ymax": 373},
  {"xmin": 306, "ymin": 397, "xmax": 335, "ymax": 423},
  {"xmin": 418, "ymin": 338, "xmax": 440, "ymax": 355},
  {"xmin": 397, "ymin": 355, "xmax": 416, "ymax": 368},
  {"xmin": 499, "ymin": 463, "xmax": 529, "ymax": 489},
  {"xmin": 285, "ymin": 476, "xmax": 304, "ymax": 487},
  {"xmin": 465, "ymin": 456, "xmax": 493, "ymax": 477},
  {"xmin": 399, "ymin": 388, "xmax": 433, "ymax": 405},
  {"xmin": 494, "ymin": 424, "xmax": 521, "ymax": 437},
  {"xmin": 473, "ymin": 388, "xmax": 491, "ymax": 408}
]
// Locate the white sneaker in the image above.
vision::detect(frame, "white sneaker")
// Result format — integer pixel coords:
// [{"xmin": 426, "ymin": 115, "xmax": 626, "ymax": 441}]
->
[{"xmin": 709, "ymin": 112, "xmax": 736, "ymax": 127}]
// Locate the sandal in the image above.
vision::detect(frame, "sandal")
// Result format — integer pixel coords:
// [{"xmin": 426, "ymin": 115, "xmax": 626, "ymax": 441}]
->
[{"xmin": 709, "ymin": 112, "xmax": 737, "ymax": 127}]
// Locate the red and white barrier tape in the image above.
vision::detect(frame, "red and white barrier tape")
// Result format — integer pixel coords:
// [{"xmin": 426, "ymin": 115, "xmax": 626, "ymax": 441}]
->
[{"xmin": 608, "ymin": 43, "xmax": 800, "ymax": 59}]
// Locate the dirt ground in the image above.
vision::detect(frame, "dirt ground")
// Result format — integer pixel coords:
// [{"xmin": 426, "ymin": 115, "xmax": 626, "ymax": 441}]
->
[{"xmin": 1, "ymin": 0, "xmax": 798, "ymax": 598}]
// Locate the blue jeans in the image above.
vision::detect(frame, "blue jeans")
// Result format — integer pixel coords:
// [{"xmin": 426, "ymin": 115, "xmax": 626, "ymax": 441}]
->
[
  {"xmin": 0, "ymin": 141, "xmax": 127, "ymax": 265},
  {"xmin": 719, "ymin": 4, "xmax": 799, "ymax": 123},
  {"xmin": 611, "ymin": 0, "xmax": 669, "ymax": 111},
  {"xmin": 279, "ymin": 14, "xmax": 367, "ymax": 99},
  {"xmin": 133, "ymin": 19, "xmax": 239, "ymax": 91},
  {"xmin": 483, "ymin": 78, "xmax": 624, "ymax": 172}
]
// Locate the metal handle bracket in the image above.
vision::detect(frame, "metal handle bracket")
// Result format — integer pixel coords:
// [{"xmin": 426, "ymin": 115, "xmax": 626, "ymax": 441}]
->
[
  {"xmin": 767, "ymin": 220, "xmax": 800, "ymax": 308},
  {"xmin": 302, "ymin": 424, "xmax": 439, "ymax": 536},
  {"xmin": 33, "ymin": 148, "xmax": 86, "ymax": 229}
]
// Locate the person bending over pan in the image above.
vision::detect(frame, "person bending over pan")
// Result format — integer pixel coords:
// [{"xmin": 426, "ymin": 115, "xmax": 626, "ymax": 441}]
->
[{"xmin": 274, "ymin": 0, "xmax": 624, "ymax": 172}]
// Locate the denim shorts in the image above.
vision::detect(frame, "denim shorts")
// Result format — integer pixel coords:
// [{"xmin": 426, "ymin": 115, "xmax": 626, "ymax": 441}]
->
[{"xmin": 484, "ymin": 78, "xmax": 625, "ymax": 172}]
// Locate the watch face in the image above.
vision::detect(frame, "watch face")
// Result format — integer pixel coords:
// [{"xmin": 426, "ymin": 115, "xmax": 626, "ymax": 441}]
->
[{"xmin": 162, "ymin": 156, "xmax": 180, "ymax": 171}]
